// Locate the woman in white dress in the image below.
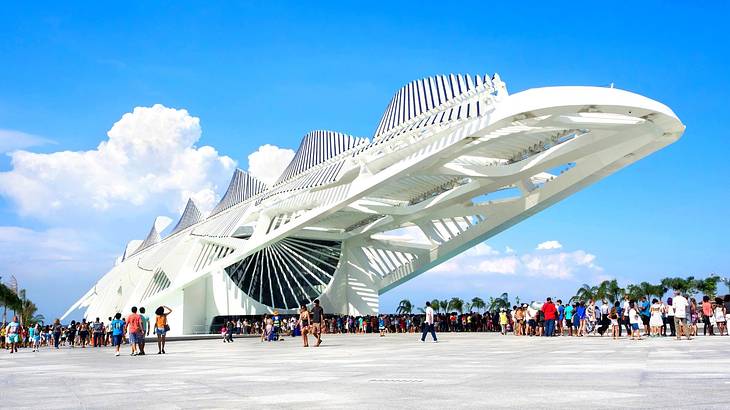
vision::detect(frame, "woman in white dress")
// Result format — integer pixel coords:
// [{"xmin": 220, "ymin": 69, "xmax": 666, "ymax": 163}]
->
[{"xmin": 649, "ymin": 298, "xmax": 664, "ymax": 337}]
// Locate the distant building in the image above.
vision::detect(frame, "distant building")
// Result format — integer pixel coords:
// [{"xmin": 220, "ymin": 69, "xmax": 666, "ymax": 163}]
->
[{"xmin": 64, "ymin": 73, "xmax": 685, "ymax": 335}]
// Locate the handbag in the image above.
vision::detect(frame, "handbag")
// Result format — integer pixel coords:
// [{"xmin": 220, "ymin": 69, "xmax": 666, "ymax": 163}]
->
[{"xmin": 164, "ymin": 324, "xmax": 170, "ymax": 332}]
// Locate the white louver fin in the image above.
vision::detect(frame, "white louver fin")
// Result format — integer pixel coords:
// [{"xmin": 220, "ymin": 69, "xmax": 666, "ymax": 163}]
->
[
  {"xmin": 210, "ymin": 169, "xmax": 267, "ymax": 216},
  {"xmin": 275, "ymin": 130, "xmax": 368, "ymax": 185},
  {"xmin": 170, "ymin": 199, "xmax": 203, "ymax": 235},
  {"xmin": 373, "ymin": 73, "xmax": 495, "ymax": 141}
]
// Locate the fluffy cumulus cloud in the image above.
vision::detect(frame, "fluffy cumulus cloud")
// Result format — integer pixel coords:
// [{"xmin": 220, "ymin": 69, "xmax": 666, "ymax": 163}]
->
[
  {"xmin": 247, "ymin": 144, "xmax": 295, "ymax": 186},
  {"xmin": 0, "ymin": 104, "xmax": 236, "ymax": 218},
  {"xmin": 536, "ymin": 240, "xmax": 562, "ymax": 250},
  {"xmin": 426, "ymin": 240, "xmax": 602, "ymax": 279}
]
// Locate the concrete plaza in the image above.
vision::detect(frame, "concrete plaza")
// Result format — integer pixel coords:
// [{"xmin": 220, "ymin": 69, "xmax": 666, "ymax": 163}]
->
[{"xmin": 2, "ymin": 333, "xmax": 729, "ymax": 409}]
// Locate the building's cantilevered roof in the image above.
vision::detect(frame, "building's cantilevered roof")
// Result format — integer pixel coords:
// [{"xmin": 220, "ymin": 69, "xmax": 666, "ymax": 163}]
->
[
  {"xmin": 373, "ymin": 73, "xmax": 495, "ymax": 141},
  {"xmin": 169, "ymin": 199, "xmax": 203, "ymax": 235},
  {"xmin": 210, "ymin": 169, "xmax": 267, "ymax": 216},
  {"xmin": 275, "ymin": 130, "xmax": 368, "ymax": 185}
]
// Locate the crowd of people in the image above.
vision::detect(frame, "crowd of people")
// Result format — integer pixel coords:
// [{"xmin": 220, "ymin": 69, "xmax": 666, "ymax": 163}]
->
[
  {"xmin": 1, "ymin": 305, "xmax": 173, "ymax": 356},
  {"xmin": 4, "ymin": 292, "xmax": 729, "ymax": 353}
]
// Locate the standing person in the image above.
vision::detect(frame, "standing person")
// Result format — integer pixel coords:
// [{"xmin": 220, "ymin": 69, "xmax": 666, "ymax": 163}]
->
[
  {"xmin": 5, "ymin": 316, "xmax": 20, "ymax": 353},
  {"xmin": 649, "ymin": 299, "xmax": 663, "ymax": 337},
  {"xmin": 67, "ymin": 320, "xmax": 77, "ymax": 348},
  {"xmin": 499, "ymin": 309, "xmax": 508, "ymax": 335},
  {"xmin": 701, "ymin": 296, "xmax": 714, "ymax": 336},
  {"xmin": 154, "ymin": 306, "xmax": 172, "ymax": 354},
  {"xmin": 610, "ymin": 305, "xmax": 620, "ymax": 339},
  {"xmin": 31, "ymin": 323, "xmax": 41, "ymax": 352},
  {"xmin": 665, "ymin": 298, "xmax": 676, "ymax": 337},
  {"xmin": 598, "ymin": 299, "xmax": 610, "ymax": 336},
  {"xmin": 576, "ymin": 302, "xmax": 587, "ymax": 337},
  {"xmin": 621, "ymin": 295, "xmax": 632, "ymax": 336},
  {"xmin": 421, "ymin": 301, "xmax": 437, "ymax": 342},
  {"xmin": 110, "ymin": 313, "xmax": 124, "ymax": 356},
  {"xmin": 78, "ymin": 319, "xmax": 89, "ymax": 348},
  {"xmin": 92, "ymin": 318, "xmax": 104, "ymax": 347},
  {"xmin": 52, "ymin": 319, "xmax": 62, "ymax": 349},
  {"xmin": 125, "ymin": 306, "xmax": 142, "ymax": 356},
  {"xmin": 556, "ymin": 300, "xmax": 565, "ymax": 336},
  {"xmin": 672, "ymin": 290, "xmax": 691, "ymax": 340},
  {"xmin": 628, "ymin": 301, "xmax": 642, "ymax": 340},
  {"xmin": 564, "ymin": 302, "xmax": 574, "ymax": 336},
  {"xmin": 714, "ymin": 297, "xmax": 727, "ymax": 336},
  {"xmin": 299, "ymin": 304, "xmax": 310, "ymax": 347},
  {"xmin": 138, "ymin": 307, "xmax": 149, "ymax": 355},
  {"xmin": 311, "ymin": 299, "xmax": 325, "ymax": 347},
  {"xmin": 639, "ymin": 297, "xmax": 651, "ymax": 336},
  {"xmin": 541, "ymin": 297, "xmax": 557, "ymax": 337}
]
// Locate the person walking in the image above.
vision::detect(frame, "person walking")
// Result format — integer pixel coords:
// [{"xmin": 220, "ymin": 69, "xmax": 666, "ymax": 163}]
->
[
  {"xmin": 5, "ymin": 316, "xmax": 20, "ymax": 354},
  {"xmin": 92, "ymin": 318, "xmax": 104, "ymax": 347},
  {"xmin": 138, "ymin": 307, "xmax": 150, "ymax": 355},
  {"xmin": 311, "ymin": 299, "xmax": 325, "ymax": 347},
  {"xmin": 299, "ymin": 304, "xmax": 311, "ymax": 347},
  {"xmin": 628, "ymin": 301, "xmax": 642, "ymax": 340},
  {"xmin": 125, "ymin": 306, "xmax": 143, "ymax": 356},
  {"xmin": 31, "ymin": 323, "xmax": 41, "ymax": 352},
  {"xmin": 52, "ymin": 319, "xmax": 62, "ymax": 349},
  {"xmin": 110, "ymin": 313, "xmax": 124, "ymax": 356},
  {"xmin": 420, "ymin": 301, "xmax": 437, "ymax": 342},
  {"xmin": 649, "ymin": 299, "xmax": 663, "ymax": 337},
  {"xmin": 154, "ymin": 306, "xmax": 172, "ymax": 354}
]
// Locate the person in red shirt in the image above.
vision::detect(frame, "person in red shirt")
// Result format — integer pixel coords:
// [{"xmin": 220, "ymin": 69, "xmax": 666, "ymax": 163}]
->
[
  {"xmin": 125, "ymin": 306, "xmax": 143, "ymax": 356},
  {"xmin": 542, "ymin": 297, "xmax": 558, "ymax": 337}
]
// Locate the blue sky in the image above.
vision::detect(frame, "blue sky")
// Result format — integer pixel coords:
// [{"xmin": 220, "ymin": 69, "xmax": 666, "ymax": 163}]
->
[{"xmin": 1, "ymin": 2, "xmax": 728, "ymax": 319}]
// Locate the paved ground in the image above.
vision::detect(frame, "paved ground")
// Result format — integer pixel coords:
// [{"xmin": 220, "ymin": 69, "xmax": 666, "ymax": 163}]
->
[{"xmin": 1, "ymin": 333, "xmax": 729, "ymax": 409}]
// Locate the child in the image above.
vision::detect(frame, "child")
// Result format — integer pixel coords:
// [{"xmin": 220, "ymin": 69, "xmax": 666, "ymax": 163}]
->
[
  {"xmin": 221, "ymin": 324, "xmax": 229, "ymax": 342},
  {"xmin": 629, "ymin": 302, "xmax": 642, "ymax": 340}
]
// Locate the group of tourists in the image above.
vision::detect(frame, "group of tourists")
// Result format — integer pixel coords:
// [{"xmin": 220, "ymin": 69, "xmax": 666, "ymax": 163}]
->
[
  {"xmin": 502, "ymin": 291, "xmax": 729, "ymax": 340},
  {"xmin": 2, "ymin": 305, "xmax": 173, "ymax": 356}
]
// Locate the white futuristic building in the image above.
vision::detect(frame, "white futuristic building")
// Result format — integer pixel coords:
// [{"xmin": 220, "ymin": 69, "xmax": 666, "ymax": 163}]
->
[{"xmin": 65, "ymin": 74, "xmax": 684, "ymax": 335}]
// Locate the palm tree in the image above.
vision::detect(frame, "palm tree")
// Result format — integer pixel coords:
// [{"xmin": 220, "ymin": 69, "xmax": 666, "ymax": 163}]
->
[
  {"xmin": 464, "ymin": 302, "xmax": 472, "ymax": 312},
  {"xmin": 471, "ymin": 297, "xmax": 486, "ymax": 313},
  {"xmin": 431, "ymin": 299, "xmax": 441, "ymax": 313},
  {"xmin": 0, "ymin": 283, "xmax": 21, "ymax": 321},
  {"xmin": 571, "ymin": 284, "xmax": 597, "ymax": 303},
  {"xmin": 488, "ymin": 293, "xmax": 510, "ymax": 311},
  {"xmin": 596, "ymin": 279, "xmax": 624, "ymax": 303},
  {"xmin": 440, "ymin": 299, "xmax": 449, "ymax": 314},
  {"xmin": 396, "ymin": 299, "xmax": 413, "ymax": 315},
  {"xmin": 447, "ymin": 297, "xmax": 464, "ymax": 313}
]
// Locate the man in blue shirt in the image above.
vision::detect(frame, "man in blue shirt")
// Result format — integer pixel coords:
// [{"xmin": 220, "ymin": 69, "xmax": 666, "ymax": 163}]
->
[
  {"xmin": 110, "ymin": 313, "xmax": 124, "ymax": 357},
  {"xmin": 640, "ymin": 297, "xmax": 651, "ymax": 336}
]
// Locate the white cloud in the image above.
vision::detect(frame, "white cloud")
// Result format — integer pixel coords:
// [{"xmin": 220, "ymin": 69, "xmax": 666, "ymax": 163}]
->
[
  {"xmin": 426, "ymin": 240, "xmax": 602, "ymax": 280},
  {"xmin": 247, "ymin": 144, "xmax": 295, "ymax": 186},
  {"xmin": 0, "ymin": 129, "xmax": 54, "ymax": 153},
  {"xmin": 536, "ymin": 240, "xmax": 563, "ymax": 250},
  {"xmin": 0, "ymin": 104, "xmax": 236, "ymax": 219}
]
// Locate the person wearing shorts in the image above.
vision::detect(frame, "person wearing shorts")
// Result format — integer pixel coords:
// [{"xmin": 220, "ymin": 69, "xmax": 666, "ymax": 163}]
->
[
  {"xmin": 5, "ymin": 317, "xmax": 20, "ymax": 353},
  {"xmin": 125, "ymin": 306, "xmax": 143, "ymax": 356},
  {"xmin": 311, "ymin": 299, "xmax": 325, "ymax": 347},
  {"xmin": 110, "ymin": 313, "xmax": 124, "ymax": 356}
]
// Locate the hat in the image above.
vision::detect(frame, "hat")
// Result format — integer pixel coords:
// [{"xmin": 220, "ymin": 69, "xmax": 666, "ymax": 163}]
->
[{"xmin": 522, "ymin": 304, "xmax": 528, "ymax": 307}]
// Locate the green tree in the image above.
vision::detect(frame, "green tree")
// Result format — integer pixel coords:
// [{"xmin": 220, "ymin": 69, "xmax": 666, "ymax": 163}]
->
[
  {"xmin": 696, "ymin": 275, "xmax": 721, "ymax": 298},
  {"xmin": 447, "ymin": 297, "xmax": 464, "ymax": 313},
  {"xmin": 488, "ymin": 293, "xmax": 510, "ymax": 311},
  {"xmin": 430, "ymin": 299, "xmax": 441, "ymax": 313},
  {"xmin": 396, "ymin": 299, "xmax": 413, "ymax": 315},
  {"xmin": 440, "ymin": 299, "xmax": 449, "ymax": 314},
  {"xmin": 571, "ymin": 284, "xmax": 598, "ymax": 303},
  {"xmin": 470, "ymin": 297, "xmax": 486, "ymax": 313},
  {"xmin": 596, "ymin": 279, "xmax": 624, "ymax": 303}
]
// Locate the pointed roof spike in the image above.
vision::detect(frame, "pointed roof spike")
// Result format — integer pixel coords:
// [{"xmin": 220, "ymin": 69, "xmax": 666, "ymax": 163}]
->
[
  {"xmin": 131, "ymin": 216, "xmax": 172, "ymax": 256},
  {"xmin": 274, "ymin": 130, "xmax": 368, "ymax": 185},
  {"xmin": 170, "ymin": 198, "xmax": 203, "ymax": 235},
  {"xmin": 210, "ymin": 169, "xmax": 267, "ymax": 216}
]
